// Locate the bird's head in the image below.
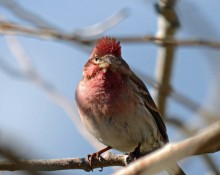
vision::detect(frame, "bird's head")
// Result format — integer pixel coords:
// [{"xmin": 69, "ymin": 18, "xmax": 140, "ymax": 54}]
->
[{"xmin": 83, "ymin": 37, "xmax": 129, "ymax": 79}]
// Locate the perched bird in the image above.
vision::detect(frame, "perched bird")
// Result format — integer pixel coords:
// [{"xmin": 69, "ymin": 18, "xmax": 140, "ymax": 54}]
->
[{"xmin": 75, "ymin": 37, "xmax": 185, "ymax": 175}]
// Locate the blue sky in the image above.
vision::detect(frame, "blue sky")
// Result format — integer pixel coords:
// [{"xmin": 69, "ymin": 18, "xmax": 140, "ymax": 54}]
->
[{"xmin": 0, "ymin": 0, "xmax": 220, "ymax": 175}]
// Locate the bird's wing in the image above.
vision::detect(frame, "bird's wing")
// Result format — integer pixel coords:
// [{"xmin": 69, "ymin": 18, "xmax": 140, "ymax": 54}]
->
[{"xmin": 130, "ymin": 71, "xmax": 169, "ymax": 143}]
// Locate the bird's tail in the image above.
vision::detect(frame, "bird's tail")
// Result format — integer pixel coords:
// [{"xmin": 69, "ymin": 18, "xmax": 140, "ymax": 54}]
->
[{"xmin": 167, "ymin": 163, "xmax": 186, "ymax": 175}]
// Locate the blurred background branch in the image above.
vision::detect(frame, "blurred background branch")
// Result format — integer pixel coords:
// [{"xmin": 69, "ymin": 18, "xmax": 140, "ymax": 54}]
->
[
  {"xmin": 0, "ymin": 22, "xmax": 220, "ymax": 48},
  {"xmin": 154, "ymin": 0, "xmax": 179, "ymax": 116}
]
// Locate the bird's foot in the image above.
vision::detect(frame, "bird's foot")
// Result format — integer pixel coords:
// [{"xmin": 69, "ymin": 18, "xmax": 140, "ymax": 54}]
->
[
  {"xmin": 126, "ymin": 143, "xmax": 141, "ymax": 164},
  {"xmin": 87, "ymin": 146, "xmax": 112, "ymax": 171},
  {"xmin": 87, "ymin": 152, "xmax": 100, "ymax": 171}
]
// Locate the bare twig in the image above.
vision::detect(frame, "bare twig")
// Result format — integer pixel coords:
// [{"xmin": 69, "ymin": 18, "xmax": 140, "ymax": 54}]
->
[
  {"xmin": 117, "ymin": 36, "xmax": 220, "ymax": 48},
  {"xmin": 0, "ymin": 152, "xmax": 126, "ymax": 172},
  {"xmin": 0, "ymin": 22, "xmax": 220, "ymax": 48}
]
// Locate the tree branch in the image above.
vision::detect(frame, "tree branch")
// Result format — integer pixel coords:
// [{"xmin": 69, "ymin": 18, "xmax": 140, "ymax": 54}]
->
[
  {"xmin": 153, "ymin": 0, "xmax": 179, "ymax": 115},
  {"xmin": 0, "ymin": 152, "xmax": 126, "ymax": 172},
  {"xmin": 0, "ymin": 22, "xmax": 220, "ymax": 48}
]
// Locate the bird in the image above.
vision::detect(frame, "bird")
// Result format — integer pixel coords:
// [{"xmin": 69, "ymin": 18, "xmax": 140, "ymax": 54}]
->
[{"xmin": 75, "ymin": 37, "xmax": 185, "ymax": 175}]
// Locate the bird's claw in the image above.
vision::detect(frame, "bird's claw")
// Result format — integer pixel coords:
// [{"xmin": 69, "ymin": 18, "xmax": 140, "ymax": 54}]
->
[
  {"xmin": 127, "ymin": 143, "xmax": 141, "ymax": 164},
  {"xmin": 87, "ymin": 153, "xmax": 103, "ymax": 171},
  {"xmin": 87, "ymin": 146, "xmax": 111, "ymax": 171}
]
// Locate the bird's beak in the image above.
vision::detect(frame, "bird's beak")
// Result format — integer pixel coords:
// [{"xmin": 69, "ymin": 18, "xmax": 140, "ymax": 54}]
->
[
  {"xmin": 99, "ymin": 55, "xmax": 120, "ymax": 71},
  {"xmin": 99, "ymin": 57, "xmax": 112, "ymax": 69}
]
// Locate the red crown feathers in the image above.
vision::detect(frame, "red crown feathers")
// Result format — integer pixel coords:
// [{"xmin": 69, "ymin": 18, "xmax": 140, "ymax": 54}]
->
[{"xmin": 92, "ymin": 37, "xmax": 121, "ymax": 58}]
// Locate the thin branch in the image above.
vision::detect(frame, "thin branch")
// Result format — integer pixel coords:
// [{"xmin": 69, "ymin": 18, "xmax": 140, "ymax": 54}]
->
[
  {"xmin": 0, "ymin": 152, "xmax": 126, "ymax": 172},
  {"xmin": 0, "ymin": 22, "xmax": 220, "ymax": 48},
  {"xmin": 117, "ymin": 36, "xmax": 220, "ymax": 49}
]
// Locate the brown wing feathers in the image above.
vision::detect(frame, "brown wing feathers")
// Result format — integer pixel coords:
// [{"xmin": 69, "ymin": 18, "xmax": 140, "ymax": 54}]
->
[{"xmin": 130, "ymin": 71, "xmax": 169, "ymax": 143}]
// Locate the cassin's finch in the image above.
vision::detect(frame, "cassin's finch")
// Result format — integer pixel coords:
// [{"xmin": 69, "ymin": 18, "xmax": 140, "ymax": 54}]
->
[{"xmin": 75, "ymin": 37, "xmax": 185, "ymax": 175}]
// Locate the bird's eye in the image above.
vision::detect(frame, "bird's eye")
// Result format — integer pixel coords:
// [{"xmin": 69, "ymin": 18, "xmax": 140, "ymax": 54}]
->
[{"xmin": 94, "ymin": 55, "xmax": 100, "ymax": 63}]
